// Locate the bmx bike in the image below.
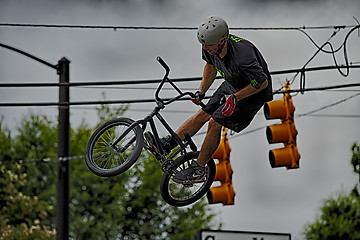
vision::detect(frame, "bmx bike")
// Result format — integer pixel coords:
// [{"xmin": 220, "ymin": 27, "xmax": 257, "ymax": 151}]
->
[{"xmin": 85, "ymin": 57, "xmax": 216, "ymax": 207}]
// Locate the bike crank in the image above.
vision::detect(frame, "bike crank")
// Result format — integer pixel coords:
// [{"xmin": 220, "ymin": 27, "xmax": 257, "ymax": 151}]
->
[{"xmin": 161, "ymin": 159, "xmax": 174, "ymax": 173}]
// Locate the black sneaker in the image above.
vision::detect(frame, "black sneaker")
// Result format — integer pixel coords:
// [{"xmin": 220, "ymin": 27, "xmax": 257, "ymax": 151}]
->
[
  {"xmin": 144, "ymin": 132, "xmax": 177, "ymax": 156},
  {"xmin": 172, "ymin": 161, "xmax": 206, "ymax": 184}
]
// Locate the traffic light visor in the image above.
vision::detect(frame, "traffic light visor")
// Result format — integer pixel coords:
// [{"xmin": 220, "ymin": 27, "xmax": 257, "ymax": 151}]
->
[
  {"xmin": 264, "ymin": 99, "xmax": 286, "ymax": 120},
  {"xmin": 266, "ymin": 124, "xmax": 289, "ymax": 144},
  {"xmin": 212, "ymin": 137, "xmax": 231, "ymax": 161},
  {"xmin": 266, "ymin": 121, "xmax": 297, "ymax": 144},
  {"xmin": 269, "ymin": 145, "xmax": 300, "ymax": 169},
  {"xmin": 207, "ymin": 183, "xmax": 235, "ymax": 205},
  {"xmin": 214, "ymin": 161, "xmax": 233, "ymax": 182}
]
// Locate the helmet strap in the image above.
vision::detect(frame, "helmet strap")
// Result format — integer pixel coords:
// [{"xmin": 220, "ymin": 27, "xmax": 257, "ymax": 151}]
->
[{"xmin": 216, "ymin": 39, "xmax": 226, "ymax": 56}]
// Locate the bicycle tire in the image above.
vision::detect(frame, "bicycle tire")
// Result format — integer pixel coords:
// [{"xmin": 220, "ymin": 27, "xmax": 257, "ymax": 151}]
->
[
  {"xmin": 160, "ymin": 151, "xmax": 215, "ymax": 207},
  {"xmin": 85, "ymin": 117, "xmax": 144, "ymax": 177}
]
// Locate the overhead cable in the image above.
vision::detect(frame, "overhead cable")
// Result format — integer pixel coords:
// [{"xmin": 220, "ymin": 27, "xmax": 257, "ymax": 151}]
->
[
  {"xmin": 278, "ymin": 23, "xmax": 360, "ymax": 93},
  {"xmin": 0, "ymin": 82, "xmax": 359, "ymax": 107},
  {"xmin": 0, "ymin": 155, "xmax": 84, "ymax": 165},
  {"xmin": 296, "ymin": 92, "xmax": 360, "ymax": 118},
  {"xmin": 1, "ymin": 64, "xmax": 359, "ymax": 88},
  {"xmin": 0, "ymin": 23, "xmax": 357, "ymax": 31}
]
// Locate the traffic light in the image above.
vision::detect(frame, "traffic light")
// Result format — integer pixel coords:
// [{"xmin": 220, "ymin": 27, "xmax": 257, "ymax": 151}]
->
[
  {"xmin": 264, "ymin": 81, "xmax": 300, "ymax": 169},
  {"xmin": 207, "ymin": 127, "xmax": 235, "ymax": 205}
]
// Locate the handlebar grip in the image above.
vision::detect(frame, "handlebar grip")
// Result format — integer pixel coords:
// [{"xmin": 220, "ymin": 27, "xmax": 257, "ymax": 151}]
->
[
  {"xmin": 156, "ymin": 56, "xmax": 170, "ymax": 73},
  {"xmin": 189, "ymin": 92, "xmax": 206, "ymax": 108}
]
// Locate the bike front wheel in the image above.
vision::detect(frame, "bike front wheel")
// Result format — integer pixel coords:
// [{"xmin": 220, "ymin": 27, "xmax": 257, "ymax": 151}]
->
[
  {"xmin": 85, "ymin": 117, "xmax": 144, "ymax": 177},
  {"xmin": 160, "ymin": 151, "xmax": 215, "ymax": 207}
]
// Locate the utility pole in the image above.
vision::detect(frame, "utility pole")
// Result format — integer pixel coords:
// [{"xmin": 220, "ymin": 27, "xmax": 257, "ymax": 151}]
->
[
  {"xmin": 57, "ymin": 57, "xmax": 70, "ymax": 240},
  {"xmin": 0, "ymin": 42, "xmax": 71, "ymax": 240}
]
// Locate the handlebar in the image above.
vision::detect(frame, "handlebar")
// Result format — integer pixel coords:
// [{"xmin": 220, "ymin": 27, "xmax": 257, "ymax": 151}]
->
[
  {"xmin": 156, "ymin": 56, "xmax": 206, "ymax": 108},
  {"xmin": 156, "ymin": 56, "xmax": 170, "ymax": 78}
]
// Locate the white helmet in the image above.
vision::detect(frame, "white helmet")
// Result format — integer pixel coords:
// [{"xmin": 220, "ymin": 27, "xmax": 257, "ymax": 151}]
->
[{"xmin": 197, "ymin": 16, "xmax": 229, "ymax": 45}]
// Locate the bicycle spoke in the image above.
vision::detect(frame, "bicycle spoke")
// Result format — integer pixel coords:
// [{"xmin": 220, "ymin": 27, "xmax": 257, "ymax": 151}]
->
[
  {"xmin": 167, "ymin": 160, "xmax": 209, "ymax": 201},
  {"xmin": 90, "ymin": 122, "xmax": 138, "ymax": 170}
]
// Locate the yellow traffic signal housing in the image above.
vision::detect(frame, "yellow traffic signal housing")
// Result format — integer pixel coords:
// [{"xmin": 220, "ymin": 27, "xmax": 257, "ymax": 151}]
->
[
  {"xmin": 269, "ymin": 144, "xmax": 300, "ymax": 169},
  {"xmin": 207, "ymin": 182, "xmax": 235, "ymax": 205},
  {"xmin": 264, "ymin": 96, "xmax": 295, "ymax": 120},
  {"xmin": 211, "ymin": 129, "xmax": 231, "ymax": 161},
  {"xmin": 213, "ymin": 160, "xmax": 233, "ymax": 183},
  {"xmin": 207, "ymin": 128, "xmax": 236, "ymax": 205},
  {"xmin": 266, "ymin": 120, "xmax": 297, "ymax": 144},
  {"xmin": 264, "ymin": 81, "xmax": 300, "ymax": 169}
]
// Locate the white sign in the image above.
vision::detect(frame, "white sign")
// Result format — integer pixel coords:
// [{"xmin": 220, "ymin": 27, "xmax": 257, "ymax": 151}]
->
[{"xmin": 196, "ymin": 230, "xmax": 291, "ymax": 240}]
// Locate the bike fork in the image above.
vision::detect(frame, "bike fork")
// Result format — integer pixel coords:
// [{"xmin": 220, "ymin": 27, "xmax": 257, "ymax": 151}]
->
[{"xmin": 111, "ymin": 119, "xmax": 145, "ymax": 152}]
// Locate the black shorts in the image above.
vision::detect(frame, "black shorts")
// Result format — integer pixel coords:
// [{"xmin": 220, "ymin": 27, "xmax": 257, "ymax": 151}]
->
[{"xmin": 202, "ymin": 81, "xmax": 265, "ymax": 133}]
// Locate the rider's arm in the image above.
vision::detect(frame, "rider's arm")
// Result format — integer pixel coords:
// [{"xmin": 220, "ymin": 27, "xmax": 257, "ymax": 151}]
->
[
  {"xmin": 199, "ymin": 63, "xmax": 217, "ymax": 92},
  {"xmin": 233, "ymin": 79, "xmax": 268, "ymax": 101}
]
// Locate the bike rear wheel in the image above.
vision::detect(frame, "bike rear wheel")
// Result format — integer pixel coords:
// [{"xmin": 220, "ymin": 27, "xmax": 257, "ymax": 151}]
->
[
  {"xmin": 85, "ymin": 117, "xmax": 144, "ymax": 177},
  {"xmin": 160, "ymin": 151, "xmax": 215, "ymax": 207}
]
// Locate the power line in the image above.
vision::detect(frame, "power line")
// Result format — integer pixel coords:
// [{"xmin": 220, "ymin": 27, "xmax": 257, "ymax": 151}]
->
[
  {"xmin": 300, "ymin": 114, "xmax": 360, "ymax": 118},
  {"xmin": 276, "ymin": 82, "xmax": 360, "ymax": 94},
  {"xmin": 1, "ymin": 64, "xmax": 359, "ymax": 88},
  {"xmin": 1, "ymin": 82, "xmax": 360, "ymax": 107},
  {"xmin": 0, "ymin": 76, "xmax": 201, "ymax": 87},
  {"xmin": 296, "ymin": 92, "xmax": 360, "ymax": 118},
  {"xmin": 279, "ymin": 23, "xmax": 360, "ymax": 93},
  {"xmin": 68, "ymin": 104, "xmax": 360, "ymax": 119},
  {"xmin": 1, "ymin": 155, "xmax": 84, "ymax": 165},
  {"xmin": 131, "ymin": 109, "xmax": 360, "ymax": 119},
  {"xmin": 0, "ymin": 23, "xmax": 357, "ymax": 31},
  {"xmin": 1, "ymin": 23, "xmax": 358, "ymax": 96}
]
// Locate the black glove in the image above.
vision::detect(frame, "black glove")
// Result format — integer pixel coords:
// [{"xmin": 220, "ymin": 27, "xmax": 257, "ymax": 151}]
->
[{"xmin": 190, "ymin": 90, "xmax": 205, "ymax": 105}]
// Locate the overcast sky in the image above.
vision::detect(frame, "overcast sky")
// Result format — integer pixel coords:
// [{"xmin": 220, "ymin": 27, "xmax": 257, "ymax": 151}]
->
[{"xmin": 1, "ymin": 0, "xmax": 360, "ymax": 239}]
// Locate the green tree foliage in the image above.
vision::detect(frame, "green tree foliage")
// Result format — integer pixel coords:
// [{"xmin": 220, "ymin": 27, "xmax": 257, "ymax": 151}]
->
[
  {"xmin": 304, "ymin": 143, "xmax": 360, "ymax": 240},
  {"xmin": 0, "ymin": 104, "xmax": 220, "ymax": 239},
  {"xmin": 13, "ymin": 115, "xmax": 58, "ymax": 227},
  {"xmin": 351, "ymin": 143, "xmax": 360, "ymax": 176},
  {"xmin": 351, "ymin": 143, "xmax": 360, "ymax": 196},
  {"xmin": 304, "ymin": 192, "xmax": 360, "ymax": 240},
  {"xmin": 0, "ymin": 121, "xmax": 55, "ymax": 239}
]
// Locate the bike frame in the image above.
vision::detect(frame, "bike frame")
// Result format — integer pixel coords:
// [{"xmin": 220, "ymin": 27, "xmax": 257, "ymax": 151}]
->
[{"xmin": 112, "ymin": 57, "xmax": 203, "ymax": 166}]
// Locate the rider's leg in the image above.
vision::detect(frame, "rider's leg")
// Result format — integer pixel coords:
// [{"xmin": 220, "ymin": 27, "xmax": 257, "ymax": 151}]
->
[
  {"xmin": 176, "ymin": 109, "xmax": 211, "ymax": 140},
  {"xmin": 172, "ymin": 117, "xmax": 222, "ymax": 183},
  {"xmin": 196, "ymin": 117, "xmax": 223, "ymax": 167},
  {"xmin": 146, "ymin": 109, "xmax": 211, "ymax": 155}
]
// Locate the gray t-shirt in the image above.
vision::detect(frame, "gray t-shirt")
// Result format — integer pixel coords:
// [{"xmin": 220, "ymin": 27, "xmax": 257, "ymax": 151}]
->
[{"xmin": 202, "ymin": 34, "xmax": 273, "ymax": 102}]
